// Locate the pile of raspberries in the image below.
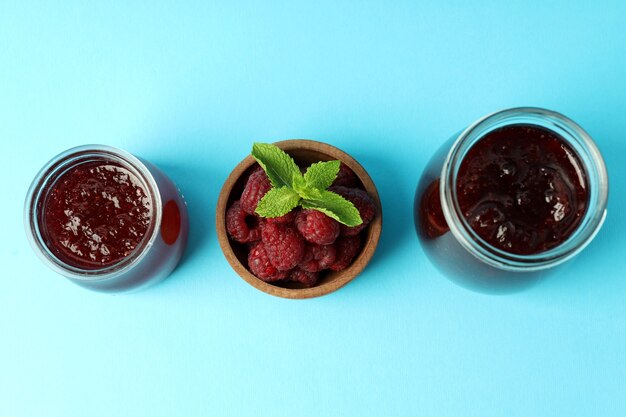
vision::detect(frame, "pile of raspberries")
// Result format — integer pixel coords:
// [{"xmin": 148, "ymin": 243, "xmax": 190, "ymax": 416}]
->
[{"xmin": 226, "ymin": 163, "xmax": 376, "ymax": 287}]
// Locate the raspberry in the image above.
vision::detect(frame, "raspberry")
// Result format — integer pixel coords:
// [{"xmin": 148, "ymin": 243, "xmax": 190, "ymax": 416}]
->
[
  {"xmin": 332, "ymin": 163, "xmax": 359, "ymax": 188},
  {"xmin": 226, "ymin": 200, "xmax": 262, "ymax": 243},
  {"xmin": 299, "ymin": 243, "xmax": 337, "ymax": 272},
  {"xmin": 247, "ymin": 242, "xmax": 289, "ymax": 282},
  {"xmin": 240, "ymin": 167, "xmax": 272, "ymax": 215},
  {"xmin": 329, "ymin": 235, "xmax": 361, "ymax": 271},
  {"xmin": 330, "ymin": 186, "xmax": 376, "ymax": 236},
  {"xmin": 289, "ymin": 268, "xmax": 319, "ymax": 287},
  {"xmin": 265, "ymin": 209, "xmax": 297, "ymax": 225},
  {"xmin": 295, "ymin": 209, "xmax": 340, "ymax": 245},
  {"xmin": 261, "ymin": 222, "xmax": 305, "ymax": 271}
]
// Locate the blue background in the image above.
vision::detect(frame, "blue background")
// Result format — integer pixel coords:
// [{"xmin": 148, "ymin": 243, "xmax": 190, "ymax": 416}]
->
[{"xmin": 2, "ymin": 1, "xmax": 625, "ymax": 416}]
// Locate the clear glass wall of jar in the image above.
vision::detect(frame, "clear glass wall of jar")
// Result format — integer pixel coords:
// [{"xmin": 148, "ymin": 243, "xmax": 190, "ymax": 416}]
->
[
  {"xmin": 24, "ymin": 145, "xmax": 189, "ymax": 293},
  {"xmin": 414, "ymin": 108, "xmax": 608, "ymax": 293}
]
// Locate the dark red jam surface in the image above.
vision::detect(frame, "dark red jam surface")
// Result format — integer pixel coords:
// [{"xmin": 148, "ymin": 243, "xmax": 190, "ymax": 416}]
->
[
  {"xmin": 42, "ymin": 159, "xmax": 152, "ymax": 270},
  {"xmin": 456, "ymin": 124, "xmax": 588, "ymax": 255}
]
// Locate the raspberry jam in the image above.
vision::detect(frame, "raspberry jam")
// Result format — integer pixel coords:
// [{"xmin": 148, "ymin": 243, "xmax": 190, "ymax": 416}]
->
[
  {"xmin": 456, "ymin": 125, "xmax": 588, "ymax": 255},
  {"xmin": 415, "ymin": 108, "xmax": 608, "ymax": 290},
  {"xmin": 25, "ymin": 145, "xmax": 189, "ymax": 292},
  {"xmin": 41, "ymin": 159, "xmax": 153, "ymax": 270}
]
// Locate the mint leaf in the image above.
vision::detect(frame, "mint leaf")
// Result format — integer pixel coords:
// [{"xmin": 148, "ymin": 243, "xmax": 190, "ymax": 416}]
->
[
  {"xmin": 251, "ymin": 143, "xmax": 301, "ymax": 189},
  {"xmin": 302, "ymin": 190, "xmax": 363, "ymax": 227},
  {"xmin": 291, "ymin": 173, "xmax": 308, "ymax": 196},
  {"xmin": 297, "ymin": 185, "xmax": 323, "ymax": 201},
  {"xmin": 249, "ymin": 143, "xmax": 367, "ymax": 227},
  {"xmin": 255, "ymin": 186, "xmax": 301, "ymax": 218},
  {"xmin": 304, "ymin": 160, "xmax": 340, "ymax": 190}
]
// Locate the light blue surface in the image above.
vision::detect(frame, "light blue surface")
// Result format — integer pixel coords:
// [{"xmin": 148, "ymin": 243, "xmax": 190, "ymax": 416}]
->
[{"xmin": 2, "ymin": 1, "xmax": 625, "ymax": 416}]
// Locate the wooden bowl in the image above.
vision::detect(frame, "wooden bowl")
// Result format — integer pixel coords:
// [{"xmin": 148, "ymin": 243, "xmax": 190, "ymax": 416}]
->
[{"xmin": 216, "ymin": 139, "xmax": 383, "ymax": 299}]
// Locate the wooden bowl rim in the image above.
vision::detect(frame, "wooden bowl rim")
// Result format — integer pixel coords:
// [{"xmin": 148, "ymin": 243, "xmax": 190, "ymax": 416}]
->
[{"xmin": 216, "ymin": 139, "xmax": 383, "ymax": 299}]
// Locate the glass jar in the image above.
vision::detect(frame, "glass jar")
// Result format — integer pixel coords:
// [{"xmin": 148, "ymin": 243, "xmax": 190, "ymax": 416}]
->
[
  {"xmin": 24, "ymin": 145, "xmax": 189, "ymax": 293},
  {"xmin": 414, "ymin": 108, "xmax": 608, "ymax": 293}
]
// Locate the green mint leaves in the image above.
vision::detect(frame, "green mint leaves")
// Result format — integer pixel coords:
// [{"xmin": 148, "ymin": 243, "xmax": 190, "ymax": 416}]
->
[
  {"xmin": 251, "ymin": 143, "xmax": 363, "ymax": 227},
  {"xmin": 300, "ymin": 190, "xmax": 361, "ymax": 225},
  {"xmin": 303, "ymin": 160, "xmax": 340, "ymax": 190},
  {"xmin": 255, "ymin": 187, "xmax": 300, "ymax": 218},
  {"xmin": 251, "ymin": 143, "xmax": 300, "ymax": 188}
]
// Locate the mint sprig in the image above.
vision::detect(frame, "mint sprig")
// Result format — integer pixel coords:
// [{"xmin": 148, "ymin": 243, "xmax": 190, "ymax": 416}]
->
[
  {"xmin": 251, "ymin": 143, "xmax": 300, "ymax": 188},
  {"xmin": 251, "ymin": 143, "xmax": 363, "ymax": 227}
]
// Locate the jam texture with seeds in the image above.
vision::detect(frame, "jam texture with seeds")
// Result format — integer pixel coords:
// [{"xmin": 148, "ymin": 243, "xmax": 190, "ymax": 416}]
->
[
  {"xmin": 456, "ymin": 125, "xmax": 588, "ymax": 255},
  {"xmin": 42, "ymin": 160, "xmax": 152, "ymax": 269}
]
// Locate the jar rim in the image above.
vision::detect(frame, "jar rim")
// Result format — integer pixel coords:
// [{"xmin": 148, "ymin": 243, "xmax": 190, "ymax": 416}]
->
[
  {"xmin": 440, "ymin": 107, "xmax": 609, "ymax": 271},
  {"xmin": 23, "ymin": 145, "xmax": 163, "ymax": 281}
]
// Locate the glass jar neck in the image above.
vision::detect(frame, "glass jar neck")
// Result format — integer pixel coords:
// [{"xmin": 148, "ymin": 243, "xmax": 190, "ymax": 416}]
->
[{"xmin": 440, "ymin": 107, "xmax": 608, "ymax": 271}]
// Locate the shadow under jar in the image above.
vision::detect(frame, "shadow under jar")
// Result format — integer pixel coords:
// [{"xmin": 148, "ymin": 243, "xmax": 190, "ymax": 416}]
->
[
  {"xmin": 24, "ymin": 145, "xmax": 189, "ymax": 293},
  {"xmin": 415, "ymin": 108, "xmax": 608, "ymax": 294}
]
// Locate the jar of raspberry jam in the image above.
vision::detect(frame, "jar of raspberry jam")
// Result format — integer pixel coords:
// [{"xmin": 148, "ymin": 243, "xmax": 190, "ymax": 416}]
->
[
  {"xmin": 24, "ymin": 145, "xmax": 189, "ymax": 292},
  {"xmin": 415, "ymin": 108, "xmax": 608, "ymax": 292}
]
